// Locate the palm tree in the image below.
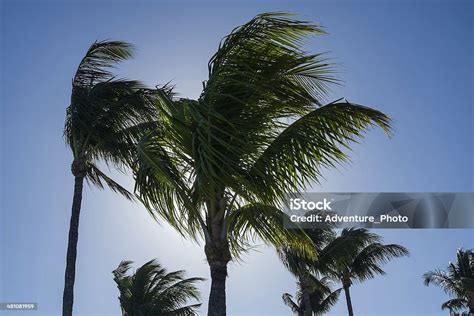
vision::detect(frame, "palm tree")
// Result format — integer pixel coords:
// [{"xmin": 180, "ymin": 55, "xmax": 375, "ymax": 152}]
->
[
  {"xmin": 63, "ymin": 40, "xmax": 157, "ymax": 316},
  {"xmin": 331, "ymin": 229, "xmax": 409, "ymax": 316},
  {"xmin": 278, "ymin": 227, "xmax": 381, "ymax": 315},
  {"xmin": 423, "ymin": 248, "xmax": 474, "ymax": 314},
  {"xmin": 133, "ymin": 13, "xmax": 392, "ymax": 316},
  {"xmin": 282, "ymin": 276, "xmax": 341, "ymax": 316},
  {"xmin": 112, "ymin": 260, "xmax": 204, "ymax": 315}
]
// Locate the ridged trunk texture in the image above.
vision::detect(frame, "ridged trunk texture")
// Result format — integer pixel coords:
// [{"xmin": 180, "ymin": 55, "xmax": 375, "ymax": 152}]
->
[{"xmin": 207, "ymin": 260, "xmax": 228, "ymax": 316}]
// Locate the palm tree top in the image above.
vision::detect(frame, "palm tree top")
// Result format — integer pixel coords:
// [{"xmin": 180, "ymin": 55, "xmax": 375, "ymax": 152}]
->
[
  {"xmin": 63, "ymin": 40, "xmax": 159, "ymax": 199},
  {"xmin": 283, "ymin": 275, "xmax": 341, "ymax": 315},
  {"xmin": 333, "ymin": 228, "xmax": 409, "ymax": 282},
  {"xmin": 423, "ymin": 248, "xmax": 474, "ymax": 313},
  {"xmin": 133, "ymin": 13, "xmax": 392, "ymax": 254},
  {"xmin": 113, "ymin": 259, "xmax": 205, "ymax": 316}
]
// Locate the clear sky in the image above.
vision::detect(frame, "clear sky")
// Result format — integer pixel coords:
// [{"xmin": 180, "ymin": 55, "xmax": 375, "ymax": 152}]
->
[{"xmin": 0, "ymin": 0, "xmax": 473, "ymax": 315}]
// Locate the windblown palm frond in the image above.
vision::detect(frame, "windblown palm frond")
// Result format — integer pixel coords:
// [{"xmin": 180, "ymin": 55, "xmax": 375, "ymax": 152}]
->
[
  {"xmin": 113, "ymin": 260, "xmax": 204, "ymax": 316},
  {"xmin": 73, "ymin": 40, "xmax": 134, "ymax": 86},
  {"xmin": 424, "ymin": 248, "xmax": 474, "ymax": 314}
]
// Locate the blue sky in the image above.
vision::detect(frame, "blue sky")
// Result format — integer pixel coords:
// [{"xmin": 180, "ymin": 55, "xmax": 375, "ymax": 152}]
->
[{"xmin": 0, "ymin": 0, "xmax": 473, "ymax": 315}]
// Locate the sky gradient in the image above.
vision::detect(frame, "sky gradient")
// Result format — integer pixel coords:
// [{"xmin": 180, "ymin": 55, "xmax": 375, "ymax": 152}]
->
[{"xmin": 1, "ymin": 0, "xmax": 473, "ymax": 315}]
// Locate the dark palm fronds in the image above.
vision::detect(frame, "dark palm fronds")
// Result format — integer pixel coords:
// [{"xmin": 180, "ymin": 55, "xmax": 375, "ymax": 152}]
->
[
  {"xmin": 424, "ymin": 248, "xmax": 474, "ymax": 314},
  {"xmin": 113, "ymin": 260, "xmax": 204, "ymax": 316}
]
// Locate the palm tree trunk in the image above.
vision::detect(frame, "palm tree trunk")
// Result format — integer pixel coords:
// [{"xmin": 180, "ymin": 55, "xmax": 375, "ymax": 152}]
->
[
  {"xmin": 205, "ymin": 189, "xmax": 231, "ymax": 316},
  {"xmin": 207, "ymin": 260, "xmax": 228, "ymax": 316},
  {"xmin": 343, "ymin": 285, "xmax": 354, "ymax": 316},
  {"xmin": 62, "ymin": 174, "xmax": 85, "ymax": 316},
  {"xmin": 299, "ymin": 275, "xmax": 312, "ymax": 316},
  {"xmin": 205, "ymin": 239, "xmax": 231, "ymax": 316},
  {"xmin": 302, "ymin": 289, "xmax": 312, "ymax": 316}
]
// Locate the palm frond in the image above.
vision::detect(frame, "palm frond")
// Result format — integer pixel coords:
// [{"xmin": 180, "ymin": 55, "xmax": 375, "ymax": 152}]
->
[
  {"xmin": 282, "ymin": 293, "xmax": 303, "ymax": 315},
  {"xmin": 133, "ymin": 129, "xmax": 202, "ymax": 237},
  {"xmin": 350, "ymin": 243, "xmax": 409, "ymax": 281},
  {"xmin": 315, "ymin": 228, "xmax": 378, "ymax": 272},
  {"xmin": 246, "ymin": 101, "xmax": 391, "ymax": 204},
  {"xmin": 73, "ymin": 40, "xmax": 134, "ymax": 87},
  {"xmin": 316, "ymin": 287, "xmax": 342, "ymax": 314},
  {"xmin": 424, "ymin": 270, "xmax": 465, "ymax": 297},
  {"xmin": 441, "ymin": 298, "xmax": 469, "ymax": 312},
  {"xmin": 86, "ymin": 163, "xmax": 134, "ymax": 200},
  {"xmin": 226, "ymin": 203, "xmax": 315, "ymax": 259}
]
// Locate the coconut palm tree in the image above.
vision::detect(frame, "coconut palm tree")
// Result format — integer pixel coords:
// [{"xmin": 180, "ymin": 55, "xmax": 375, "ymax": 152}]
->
[
  {"xmin": 62, "ymin": 40, "xmax": 157, "ymax": 316},
  {"xmin": 283, "ymin": 276, "xmax": 341, "ymax": 316},
  {"xmin": 331, "ymin": 229, "xmax": 409, "ymax": 316},
  {"xmin": 278, "ymin": 227, "xmax": 382, "ymax": 315},
  {"xmin": 133, "ymin": 13, "xmax": 392, "ymax": 316},
  {"xmin": 423, "ymin": 248, "xmax": 474, "ymax": 314},
  {"xmin": 112, "ymin": 260, "xmax": 204, "ymax": 316}
]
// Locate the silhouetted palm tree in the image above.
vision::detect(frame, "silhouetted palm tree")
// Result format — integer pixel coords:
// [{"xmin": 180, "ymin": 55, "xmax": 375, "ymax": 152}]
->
[
  {"xmin": 113, "ymin": 260, "xmax": 204, "ymax": 315},
  {"xmin": 133, "ymin": 13, "xmax": 392, "ymax": 315},
  {"xmin": 332, "ymin": 229, "xmax": 409, "ymax": 316},
  {"xmin": 278, "ymin": 227, "xmax": 382, "ymax": 315},
  {"xmin": 62, "ymin": 40, "xmax": 157, "ymax": 316},
  {"xmin": 283, "ymin": 276, "xmax": 341, "ymax": 316},
  {"xmin": 424, "ymin": 248, "xmax": 474, "ymax": 314},
  {"xmin": 278, "ymin": 225, "xmax": 335, "ymax": 316}
]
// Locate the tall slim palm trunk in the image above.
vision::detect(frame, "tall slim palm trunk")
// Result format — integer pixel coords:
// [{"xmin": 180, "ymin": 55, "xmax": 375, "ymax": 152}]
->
[
  {"xmin": 205, "ymin": 189, "xmax": 231, "ymax": 316},
  {"xmin": 207, "ymin": 259, "xmax": 228, "ymax": 316},
  {"xmin": 343, "ymin": 285, "xmax": 354, "ymax": 316},
  {"xmin": 299, "ymin": 274, "xmax": 312, "ymax": 316},
  {"xmin": 63, "ymin": 158, "xmax": 87, "ymax": 316}
]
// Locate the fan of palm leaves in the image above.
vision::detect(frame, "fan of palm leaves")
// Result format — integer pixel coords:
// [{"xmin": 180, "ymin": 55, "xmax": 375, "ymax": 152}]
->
[
  {"xmin": 424, "ymin": 248, "xmax": 474, "ymax": 314},
  {"xmin": 283, "ymin": 275, "xmax": 341, "ymax": 315},
  {"xmin": 113, "ymin": 260, "xmax": 204, "ymax": 316}
]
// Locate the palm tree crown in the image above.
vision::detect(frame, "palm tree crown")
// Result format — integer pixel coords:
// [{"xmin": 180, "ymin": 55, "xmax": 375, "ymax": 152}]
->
[
  {"xmin": 424, "ymin": 248, "xmax": 474, "ymax": 314},
  {"xmin": 331, "ymin": 228, "xmax": 409, "ymax": 316},
  {"xmin": 113, "ymin": 260, "xmax": 204, "ymax": 316},
  {"xmin": 61, "ymin": 40, "xmax": 158, "ymax": 316},
  {"xmin": 283, "ymin": 276, "xmax": 341, "ymax": 316},
  {"xmin": 132, "ymin": 12, "xmax": 392, "ymax": 315},
  {"xmin": 64, "ymin": 40, "xmax": 157, "ymax": 194}
]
